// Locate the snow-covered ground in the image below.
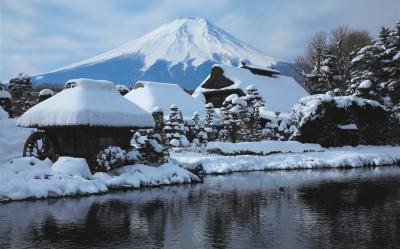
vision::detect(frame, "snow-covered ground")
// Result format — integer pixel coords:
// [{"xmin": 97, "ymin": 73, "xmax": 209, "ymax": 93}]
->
[
  {"xmin": 0, "ymin": 119, "xmax": 33, "ymax": 164},
  {"xmin": 0, "ymin": 157, "xmax": 199, "ymax": 202},
  {"xmin": 206, "ymin": 141, "xmax": 323, "ymax": 155},
  {"xmin": 171, "ymin": 145, "xmax": 400, "ymax": 174}
]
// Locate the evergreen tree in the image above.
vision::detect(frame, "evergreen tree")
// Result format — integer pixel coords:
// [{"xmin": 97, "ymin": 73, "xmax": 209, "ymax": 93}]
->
[
  {"xmin": 189, "ymin": 111, "xmax": 207, "ymax": 146},
  {"xmin": 349, "ymin": 23, "xmax": 400, "ymax": 106},
  {"xmin": 204, "ymin": 103, "xmax": 218, "ymax": 141},
  {"xmin": 218, "ymin": 105, "xmax": 231, "ymax": 142},
  {"xmin": 243, "ymin": 85, "xmax": 265, "ymax": 141},
  {"xmin": 164, "ymin": 104, "xmax": 189, "ymax": 147},
  {"xmin": 152, "ymin": 106, "xmax": 167, "ymax": 145},
  {"xmin": 8, "ymin": 73, "xmax": 36, "ymax": 116}
]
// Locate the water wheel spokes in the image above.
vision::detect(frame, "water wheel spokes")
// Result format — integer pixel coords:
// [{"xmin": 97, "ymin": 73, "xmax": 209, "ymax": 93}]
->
[{"xmin": 23, "ymin": 131, "xmax": 57, "ymax": 161}]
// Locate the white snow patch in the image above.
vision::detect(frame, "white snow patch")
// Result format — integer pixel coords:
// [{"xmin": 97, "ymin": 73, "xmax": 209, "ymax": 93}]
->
[
  {"xmin": 0, "ymin": 106, "xmax": 9, "ymax": 119},
  {"xmin": 0, "ymin": 118, "xmax": 33, "ymax": 163},
  {"xmin": 0, "ymin": 90, "xmax": 12, "ymax": 99},
  {"xmin": 52, "ymin": 157, "xmax": 92, "ymax": 178},
  {"xmin": 358, "ymin": 80, "xmax": 372, "ymax": 89},
  {"xmin": 0, "ymin": 158, "xmax": 199, "ymax": 201}
]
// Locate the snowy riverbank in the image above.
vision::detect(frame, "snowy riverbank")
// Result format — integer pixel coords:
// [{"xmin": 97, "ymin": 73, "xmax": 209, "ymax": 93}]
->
[
  {"xmin": 0, "ymin": 157, "xmax": 199, "ymax": 202},
  {"xmin": 171, "ymin": 145, "xmax": 400, "ymax": 174}
]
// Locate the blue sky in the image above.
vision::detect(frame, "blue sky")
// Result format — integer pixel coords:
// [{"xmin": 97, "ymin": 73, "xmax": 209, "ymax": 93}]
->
[{"xmin": 1, "ymin": 0, "xmax": 399, "ymax": 81}]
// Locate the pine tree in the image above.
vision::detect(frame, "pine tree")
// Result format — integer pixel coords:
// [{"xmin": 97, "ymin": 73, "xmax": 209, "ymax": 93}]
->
[
  {"xmin": 152, "ymin": 106, "xmax": 167, "ymax": 145},
  {"xmin": 204, "ymin": 103, "xmax": 218, "ymax": 141},
  {"xmin": 251, "ymin": 102, "xmax": 263, "ymax": 141},
  {"xmin": 348, "ymin": 24, "xmax": 400, "ymax": 106},
  {"xmin": 164, "ymin": 104, "xmax": 189, "ymax": 147},
  {"xmin": 218, "ymin": 105, "xmax": 230, "ymax": 142},
  {"xmin": 189, "ymin": 111, "xmax": 207, "ymax": 146},
  {"xmin": 243, "ymin": 85, "xmax": 265, "ymax": 141}
]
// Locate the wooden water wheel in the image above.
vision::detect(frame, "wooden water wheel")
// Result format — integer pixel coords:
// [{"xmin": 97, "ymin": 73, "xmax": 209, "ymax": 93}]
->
[{"xmin": 23, "ymin": 131, "xmax": 58, "ymax": 161}]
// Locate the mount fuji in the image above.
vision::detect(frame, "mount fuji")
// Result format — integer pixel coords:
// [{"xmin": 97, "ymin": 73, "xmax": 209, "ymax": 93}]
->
[{"xmin": 33, "ymin": 17, "xmax": 298, "ymax": 89}]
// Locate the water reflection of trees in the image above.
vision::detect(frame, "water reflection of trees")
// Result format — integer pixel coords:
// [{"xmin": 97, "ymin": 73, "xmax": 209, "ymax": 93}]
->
[
  {"xmin": 297, "ymin": 177, "xmax": 400, "ymax": 249},
  {"xmin": 1, "ymin": 170, "xmax": 399, "ymax": 249}
]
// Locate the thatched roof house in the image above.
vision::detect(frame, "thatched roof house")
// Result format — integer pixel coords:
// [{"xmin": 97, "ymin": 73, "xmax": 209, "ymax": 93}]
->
[
  {"xmin": 193, "ymin": 64, "xmax": 308, "ymax": 113},
  {"xmin": 17, "ymin": 78, "xmax": 154, "ymax": 165},
  {"xmin": 125, "ymin": 81, "xmax": 205, "ymax": 119}
]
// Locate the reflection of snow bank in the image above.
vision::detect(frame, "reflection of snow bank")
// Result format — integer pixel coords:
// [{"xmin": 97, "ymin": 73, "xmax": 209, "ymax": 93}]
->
[
  {"xmin": 171, "ymin": 145, "xmax": 400, "ymax": 174},
  {"xmin": 0, "ymin": 157, "xmax": 199, "ymax": 202}
]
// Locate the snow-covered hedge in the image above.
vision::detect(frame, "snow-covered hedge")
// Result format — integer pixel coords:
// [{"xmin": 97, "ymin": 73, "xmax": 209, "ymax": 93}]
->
[
  {"xmin": 206, "ymin": 141, "xmax": 323, "ymax": 155},
  {"xmin": 171, "ymin": 145, "xmax": 400, "ymax": 174},
  {"xmin": 290, "ymin": 94, "xmax": 388, "ymax": 146}
]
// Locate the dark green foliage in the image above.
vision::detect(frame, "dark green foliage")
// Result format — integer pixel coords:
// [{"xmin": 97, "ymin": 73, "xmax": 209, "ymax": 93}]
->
[
  {"xmin": 8, "ymin": 73, "xmax": 37, "ymax": 116},
  {"xmin": 349, "ymin": 22, "xmax": 400, "ymax": 107},
  {"xmin": 290, "ymin": 94, "xmax": 389, "ymax": 147}
]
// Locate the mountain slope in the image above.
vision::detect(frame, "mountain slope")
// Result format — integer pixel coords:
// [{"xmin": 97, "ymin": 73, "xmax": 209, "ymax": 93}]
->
[{"xmin": 34, "ymin": 17, "xmax": 296, "ymax": 89}]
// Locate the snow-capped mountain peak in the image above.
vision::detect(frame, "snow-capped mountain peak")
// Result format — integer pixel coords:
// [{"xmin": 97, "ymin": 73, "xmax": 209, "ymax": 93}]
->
[
  {"xmin": 35, "ymin": 18, "xmax": 295, "ymax": 89},
  {"xmin": 55, "ymin": 17, "xmax": 274, "ymax": 72}
]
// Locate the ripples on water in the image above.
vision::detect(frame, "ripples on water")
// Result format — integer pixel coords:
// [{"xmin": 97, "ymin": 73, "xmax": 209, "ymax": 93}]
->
[{"xmin": 1, "ymin": 167, "xmax": 400, "ymax": 249}]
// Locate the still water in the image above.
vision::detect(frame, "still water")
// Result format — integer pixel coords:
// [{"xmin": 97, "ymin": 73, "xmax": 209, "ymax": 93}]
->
[{"xmin": 1, "ymin": 167, "xmax": 399, "ymax": 249}]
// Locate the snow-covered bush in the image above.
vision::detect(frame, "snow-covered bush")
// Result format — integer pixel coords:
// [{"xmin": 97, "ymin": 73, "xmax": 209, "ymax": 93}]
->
[
  {"xmin": 263, "ymin": 112, "xmax": 296, "ymax": 141},
  {"xmin": 38, "ymin": 89, "xmax": 54, "ymax": 102},
  {"xmin": 290, "ymin": 93, "xmax": 388, "ymax": 146},
  {"xmin": 115, "ymin": 84, "xmax": 130, "ymax": 95},
  {"xmin": 96, "ymin": 146, "xmax": 127, "ymax": 171},
  {"xmin": 188, "ymin": 111, "xmax": 207, "ymax": 146},
  {"xmin": 132, "ymin": 130, "xmax": 168, "ymax": 165}
]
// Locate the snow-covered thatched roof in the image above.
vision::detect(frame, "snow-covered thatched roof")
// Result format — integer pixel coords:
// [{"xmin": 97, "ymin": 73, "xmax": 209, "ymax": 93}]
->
[
  {"xmin": 39, "ymin": 89, "xmax": 54, "ymax": 96},
  {"xmin": 17, "ymin": 78, "xmax": 155, "ymax": 128},
  {"xmin": 194, "ymin": 64, "xmax": 309, "ymax": 113},
  {"xmin": 125, "ymin": 81, "xmax": 205, "ymax": 119}
]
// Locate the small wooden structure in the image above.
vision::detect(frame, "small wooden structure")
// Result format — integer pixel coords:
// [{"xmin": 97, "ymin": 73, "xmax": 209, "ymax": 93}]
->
[{"xmin": 17, "ymin": 78, "xmax": 154, "ymax": 168}]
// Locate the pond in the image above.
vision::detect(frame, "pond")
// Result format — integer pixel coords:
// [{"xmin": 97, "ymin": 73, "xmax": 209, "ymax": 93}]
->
[{"xmin": 1, "ymin": 166, "xmax": 399, "ymax": 249}]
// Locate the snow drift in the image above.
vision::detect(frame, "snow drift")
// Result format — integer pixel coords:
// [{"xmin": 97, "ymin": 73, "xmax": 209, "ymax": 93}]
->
[{"xmin": 0, "ymin": 157, "xmax": 200, "ymax": 202}]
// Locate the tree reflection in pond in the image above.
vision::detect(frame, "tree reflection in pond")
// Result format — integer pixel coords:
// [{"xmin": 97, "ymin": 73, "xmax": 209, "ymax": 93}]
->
[{"xmin": 0, "ymin": 167, "xmax": 399, "ymax": 249}]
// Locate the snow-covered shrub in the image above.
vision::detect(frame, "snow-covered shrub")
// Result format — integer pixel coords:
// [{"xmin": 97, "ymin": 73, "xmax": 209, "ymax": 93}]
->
[
  {"xmin": 132, "ymin": 130, "xmax": 168, "ymax": 165},
  {"xmin": 188, "ymin": 111, "xmax": 207, "ymax": 146},
  {"xmin": 263, "ymin": 112, "xmax": 296, "ymax": 141},
  {"xmin": 115, "ymin": 84, "xmax": 130, "ymax": 95},
  {"xmin": 204, "ymin": 103, "xmax": 219, "ymax": 141},
  {"xmin": 38, "ymin": 89, "xmax": 54, "ymax": 102},
  {"xmin": 96, "ymin": 146, "xmax": 127, "ymax": 171},
  {"xmin": 290, "ymin": 93, "xmax": 388, "ymax": 146}
]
